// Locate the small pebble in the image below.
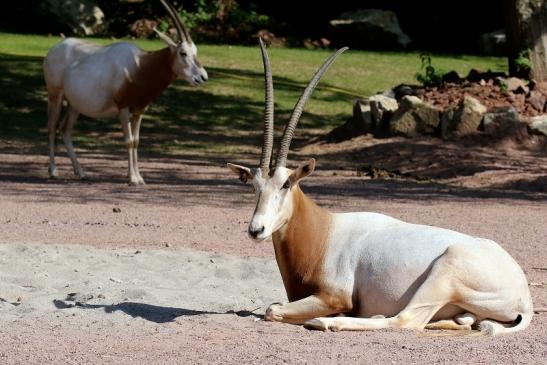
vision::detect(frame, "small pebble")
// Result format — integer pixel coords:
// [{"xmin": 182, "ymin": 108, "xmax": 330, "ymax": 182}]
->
[{"xmin": 113, "ymin": 207, "xmax": 121, "ymax": 213}]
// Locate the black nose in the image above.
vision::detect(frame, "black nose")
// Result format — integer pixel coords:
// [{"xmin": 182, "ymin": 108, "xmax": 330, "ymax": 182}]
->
[
  {"xmin": 200, "ymin": 74, "xmax": 208, "ymax": 82},
  {"xmin": 249, "ymin": 226, "xmax": 265, "ymax": 238}
]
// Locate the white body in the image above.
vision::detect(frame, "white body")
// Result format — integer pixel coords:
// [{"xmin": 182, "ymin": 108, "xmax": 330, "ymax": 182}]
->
[
  {"xmin": 47, "ymin": 39, "xmax": 143, "ymax": 119},
  {"xmin": 325, "ymin": 212, "xmax": 530, "ymax": 321},
  {"xmin": 44, "ymin": 36, "xmax": 207, "ymax": 185}
]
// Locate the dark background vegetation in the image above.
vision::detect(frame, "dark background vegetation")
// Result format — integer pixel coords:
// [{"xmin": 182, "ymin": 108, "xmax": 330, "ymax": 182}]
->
[
  {"xmin": 0, "ymin": 0, "xmax": 504, "ymax": 54},
  {"xmin": 252, "ymin": 0, "xmax": 504, "ymax": 53}
]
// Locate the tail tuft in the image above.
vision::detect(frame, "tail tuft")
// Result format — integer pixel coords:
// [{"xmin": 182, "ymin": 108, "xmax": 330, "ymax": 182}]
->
[{"xmin": 478, "ymin": 313, "xmax": 531, "ymax": 336}]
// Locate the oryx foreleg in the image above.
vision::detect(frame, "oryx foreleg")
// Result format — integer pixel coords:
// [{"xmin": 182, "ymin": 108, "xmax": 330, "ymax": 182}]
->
[{"xmin": 265, "ymin": 295, "xmax": 344, "ymax": 325}]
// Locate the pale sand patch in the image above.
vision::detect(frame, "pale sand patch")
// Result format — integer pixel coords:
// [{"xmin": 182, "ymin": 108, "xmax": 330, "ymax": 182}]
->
[{"xmin": 0, "ymin": 242, "xmax": 284, "ymax": 322}]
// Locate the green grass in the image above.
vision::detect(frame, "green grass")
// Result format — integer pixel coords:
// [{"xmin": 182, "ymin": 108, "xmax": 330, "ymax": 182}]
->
[{"xmin": 0, "ymin": 32, "xmax": 507, "ymax": 158}]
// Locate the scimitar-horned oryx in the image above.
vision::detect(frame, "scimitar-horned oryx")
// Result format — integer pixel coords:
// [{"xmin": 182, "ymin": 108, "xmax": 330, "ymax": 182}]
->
[
  {"xmin": 44, "ymin": 0, "xmax": 207, "ymax": 185},
  {"xmin": 227, "ymin": 39, "xmax": 533, "ymax": 335}
]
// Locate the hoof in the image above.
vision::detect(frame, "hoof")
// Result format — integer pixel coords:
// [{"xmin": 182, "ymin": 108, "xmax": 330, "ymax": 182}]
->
[
  {"xmin": 128, "ymin": 176, "xmax": 146, "ymax": 186},
  {"xmin": 48, "ymin": 167, "xmax": 58, "ymax": 179},
  {"xmin": 264, "ymin": 302, "xmax": 284, "ymax": 322}
]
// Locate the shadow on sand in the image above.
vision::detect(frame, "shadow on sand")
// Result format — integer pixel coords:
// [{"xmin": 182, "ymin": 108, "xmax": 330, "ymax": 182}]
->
[{"xmin": 53, "ymin": 299, "xmax": 261, "ymax": 324}]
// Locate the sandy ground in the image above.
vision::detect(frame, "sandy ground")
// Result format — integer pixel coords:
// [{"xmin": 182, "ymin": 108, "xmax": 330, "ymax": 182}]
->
[{"xmin": 0, "ymin": 150, "xmax": 546, "ymax": 364}]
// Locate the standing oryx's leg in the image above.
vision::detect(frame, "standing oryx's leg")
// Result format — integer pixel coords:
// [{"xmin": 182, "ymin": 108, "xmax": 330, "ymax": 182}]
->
[
  {"xmin": 264, "ymin": 295, "xmax": 347, "ymax": 325},
  {"xmin": 119, "ymin": 109, "xmax": 139, "ymax": 186},
  {"xmin": 130, "ymin": 112, "xmax": 145, "ymax": 185},
  {"xmin": 61, "ymin": 106, "xmax": 86, "ymax": 179},
  {"xmin": 47, "ymin": 91, "xmax": 63, "ymax": 178}
]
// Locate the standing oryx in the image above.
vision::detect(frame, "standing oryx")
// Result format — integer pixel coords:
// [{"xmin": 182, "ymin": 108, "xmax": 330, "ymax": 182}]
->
[
  {"xmin": 43, "ymin": 0, "xmax": 208, "ymax": 185},
  {"xmin": 227, "ymin": 40, "xmax": 533, "ymax": 335}
]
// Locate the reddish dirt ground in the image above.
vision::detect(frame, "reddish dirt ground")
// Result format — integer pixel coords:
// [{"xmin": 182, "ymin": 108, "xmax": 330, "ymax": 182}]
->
[{"xmin": 0, "ymin": 138, "xmax": 546, "ymax": 363}]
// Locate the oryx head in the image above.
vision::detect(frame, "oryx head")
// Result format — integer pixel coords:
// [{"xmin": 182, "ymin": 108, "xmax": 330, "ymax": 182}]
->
[
  {"xmin": 155, "ymin": 0, "xmax": 208, "ymax": 86},
  {"xmin": 228, "ymin": 39, "xmax": 348, "ymax": 241}
]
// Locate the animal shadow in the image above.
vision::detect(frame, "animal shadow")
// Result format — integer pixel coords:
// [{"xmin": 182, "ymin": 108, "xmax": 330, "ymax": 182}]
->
[{"xmin": 53, "ymin": 299, "xmax": 261, "ymax": 323}]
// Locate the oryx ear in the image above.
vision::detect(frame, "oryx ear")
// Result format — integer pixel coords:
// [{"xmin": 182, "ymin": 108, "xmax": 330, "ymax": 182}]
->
[
  {"xmin": 227, "ymin": 163, "xmax": 255, "ymax": 184},
  {"xmin": 153, "ymin": 28, "xmax": 178, "ymax": 47},
  {"xmin": 290, "ymin": 158, "xmax": 316, "ymax": 184}
]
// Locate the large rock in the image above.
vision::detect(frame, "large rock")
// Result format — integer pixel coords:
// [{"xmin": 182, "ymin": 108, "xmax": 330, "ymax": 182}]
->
[
  {"xmin": 482, "ymin": 107, "xmax": 519, "ymax": 129},
  {"xmin": 40, "ymin": 0, "xmax": 105, "ymax": 36},
  {"xmin": 369, "ymin": 94, "xmax": 398, "ymax": 130},
  {"xmin": 326, "ymin": 99, "xmax": 372, "ymax": 142},
  {"xmin": 329, "ymin": 9, "xmax": 411, "ymax": 50},
  {"xmin": 504, "ymin": 77, "xmax": 529, "ymax": 94},
  {"xmin": 389, "ymin": 96, "xmax": 440, "ymax": 137},
  {"xmin": 529, "ymin": 115, "xmax": 547, "ymax": 136},
  {"xmin": 526, "ymin": 90, "xmax": 546, "ymax": 112},
  {"xmin": 441, "ymin": 96, "xmax": 487, "ymax": 138},
  {"xmin": 482, "ymin": 107, "xmax": 520, "ymax": 136},
  {"xmin": 352, "ymin": 99, "xmax": 374, "ymax": 133},
  {"xmin": 478, "ymin": 29, "xmax": 506, "ymax": 56}
]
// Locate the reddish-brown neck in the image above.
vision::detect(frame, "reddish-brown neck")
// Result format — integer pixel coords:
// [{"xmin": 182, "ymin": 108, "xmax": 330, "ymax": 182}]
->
[
  {"xmin": 272, "ymin": 185, "xmax": 332, "ymax": 302},
  {"xmin": 114, "ymin": 47, "xmax": 177, "ymax": 112}
]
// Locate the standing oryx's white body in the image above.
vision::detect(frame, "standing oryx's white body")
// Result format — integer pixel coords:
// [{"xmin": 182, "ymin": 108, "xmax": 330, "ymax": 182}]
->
[
  {"xmin": 228, "ymin": 40, "xmax": 533, "ymax": 335},
  {"xmin": 46, "ymin": 39, "xmax": 144, "ymax": 119},
  {"xmin": 43, "ymin": 0, "xmax": 207, "ymax": 185}
]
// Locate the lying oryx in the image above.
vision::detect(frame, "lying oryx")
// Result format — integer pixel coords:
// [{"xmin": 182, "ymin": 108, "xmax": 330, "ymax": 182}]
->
[
  {"xmin": 227, "ymin": 40, "xmax": 533, "ymax": 335},
  {"xmin": 43, "ymin": 0, "xmax": 207, "ymax": 185}
]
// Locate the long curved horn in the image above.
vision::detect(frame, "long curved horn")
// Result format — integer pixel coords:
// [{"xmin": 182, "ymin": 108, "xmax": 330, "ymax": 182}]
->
[
  {"xmin": 159, "ymin": 0, "xmax": 190, "ymax": 43},
  {"xmin": 259, "ymin": 38, "xmax": 274, "ymax": 174},
  {"xmin": 275, "ymin": 47, "xmax": 349, "ymax": 168},
  {"xmin": 166, "ymin": 0, "xmax": 193, "ymax": 43}
]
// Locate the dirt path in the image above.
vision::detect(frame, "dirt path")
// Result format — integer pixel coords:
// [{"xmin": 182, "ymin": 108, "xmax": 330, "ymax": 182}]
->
[{"xmin": 0, "ymin": 151, "xmax": 546, "ymax": 364}]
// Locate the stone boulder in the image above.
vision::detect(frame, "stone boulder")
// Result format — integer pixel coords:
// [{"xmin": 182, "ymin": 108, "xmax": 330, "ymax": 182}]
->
[
  {"xmin": 526, "ymin": 90, "xmax": 546, "ymax": 112},
  {"xmin": 39, "ymin": 0, "xmax": 105, "ymax": 36},
  {"xmin": 352, "ymin": 99, "xmax": 374, "ymax": 133},
  {"xmin": 441, "ymin": 96, "xmax": 487, "ymax": 138},
  {"xmin": 326, "ymin": 99, "xmax": 372, "ymax": 142},
  {"xmin": 482, "ymin": 107, "xmax": 519, "ymax": 129},
  {"xmin": 389, "ymin": 96, "xmax": 440, "ymax": 137},
  {"xmin": 529, "ymin": 115, "xmax": 547, "ymax": 136},
  {"xmin": 504, "ymin": 77, "xmax": 529, "ymax": 94},
  {"xmin": 369, "ymin": 94, "xmax": 398, "ymax": 130},
  {"xmin": 329, "ymin": 9, "xmax": 411, "ymax": 50},
  {"xmin": 482, "ymin": 107, "xmax": 520, "ymax": 136},
  {"xmin": 478, "ymin": 30, "xmax": 506, "ymax": 56}
]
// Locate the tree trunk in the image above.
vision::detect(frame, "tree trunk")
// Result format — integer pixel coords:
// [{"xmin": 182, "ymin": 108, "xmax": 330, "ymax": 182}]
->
[{"xmin": 504, "ymin": 0, "xmax": 547, "ymax": 80}]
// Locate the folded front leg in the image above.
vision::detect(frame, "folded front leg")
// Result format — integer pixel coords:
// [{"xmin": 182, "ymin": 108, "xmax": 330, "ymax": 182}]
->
[{"xmin": 264, "ymin": 295, "xmax": 343, "ymax": 325}]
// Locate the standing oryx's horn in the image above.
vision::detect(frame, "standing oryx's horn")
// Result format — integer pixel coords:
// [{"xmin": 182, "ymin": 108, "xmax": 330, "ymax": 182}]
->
[
  {"xmin": 159, "ymin": 0, "xmax": 191, "ymax": 43},
  {"xmin": 275, "ymin": 47, "xmax": 349, "ymax": 168},
  {"xmin": 259, "ymin": 38, "xmax": 274, "ymax": 174}
]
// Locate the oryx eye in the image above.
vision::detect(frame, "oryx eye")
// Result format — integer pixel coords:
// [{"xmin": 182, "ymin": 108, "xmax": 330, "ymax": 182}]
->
[
  {"xmin": 179, "ymin": 50, "xmax": 187, "ymax": 57},
  {"xmin": 281, "ymin": 180, "xmax": 290, "ymax": 190}
]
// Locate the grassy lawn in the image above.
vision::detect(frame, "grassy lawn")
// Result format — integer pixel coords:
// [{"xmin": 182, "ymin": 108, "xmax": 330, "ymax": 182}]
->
[{"xmin": 0, "ymin": 32, "xmax": 507, "ymax": 158}]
